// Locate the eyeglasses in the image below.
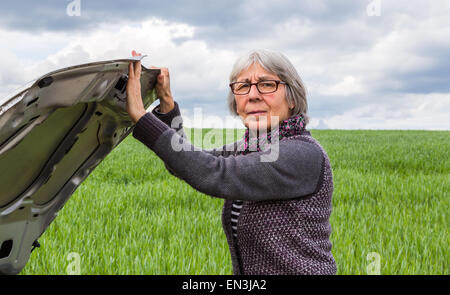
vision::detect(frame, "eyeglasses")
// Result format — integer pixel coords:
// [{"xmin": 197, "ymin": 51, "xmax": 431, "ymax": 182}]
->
[{"xmin": 229, "ymin": 80, "xmax": 286, "ymax": 95}]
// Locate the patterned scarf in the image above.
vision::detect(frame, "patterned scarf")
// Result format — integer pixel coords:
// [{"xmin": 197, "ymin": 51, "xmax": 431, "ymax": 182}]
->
[{"xmin": 238, "ymin": 114, "xmax": 306, "ymax": 155}]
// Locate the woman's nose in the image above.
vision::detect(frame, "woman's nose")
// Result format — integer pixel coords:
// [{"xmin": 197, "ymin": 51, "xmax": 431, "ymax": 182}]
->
[{"xmin": 248, "ymin": 84, "xmax": 262, "ymax": 101}]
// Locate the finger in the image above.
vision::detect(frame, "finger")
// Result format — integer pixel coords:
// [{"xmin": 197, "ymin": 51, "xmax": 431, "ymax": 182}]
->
[
  {"xmin": 161, "ymin": 68, "xmax": 169, "ymax": 78},
  {"xmin": 132, "ymin": 50, "xmax": 137, "ymax": 57},
  {"xmin": 134, "ymin": 61, "xmax": 141, "ymax": 77},
  {"xmin": 128, "ymin": 62, "xmax": 134, "ymax": 79},
  {"xmin": 149, "ymin": 66, "xmax": 164, "ymax": 80}
]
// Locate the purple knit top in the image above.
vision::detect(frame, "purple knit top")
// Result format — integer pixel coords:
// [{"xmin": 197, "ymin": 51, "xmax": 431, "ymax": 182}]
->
[{"xmin": 133, "ymin": 102, "xmax": 337, "ymax": 275}]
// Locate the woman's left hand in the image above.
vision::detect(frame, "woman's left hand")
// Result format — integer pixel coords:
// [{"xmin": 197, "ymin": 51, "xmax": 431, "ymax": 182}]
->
[{"xmin": 126, "ymin": 50, "xmax": 147, "ymax": 123}]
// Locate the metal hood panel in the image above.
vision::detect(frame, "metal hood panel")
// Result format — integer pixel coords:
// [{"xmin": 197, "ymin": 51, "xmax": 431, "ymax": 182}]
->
[{"xmin": 0, "ymin": 57, "xmax": 159, "ymax": 274}]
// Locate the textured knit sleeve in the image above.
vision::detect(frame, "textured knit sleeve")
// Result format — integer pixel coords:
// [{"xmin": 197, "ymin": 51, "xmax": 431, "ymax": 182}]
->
[
  {"xmin": 132, "ymin": 112, "xmax": 324, "ymax": 201},
  {"xmin": 151, "ymin": 101, "xmax": 186, "ymax": 137}
]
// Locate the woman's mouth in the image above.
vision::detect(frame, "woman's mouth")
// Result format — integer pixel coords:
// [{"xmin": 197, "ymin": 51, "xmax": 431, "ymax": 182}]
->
[{"xmin": 247, "ymin": 111, "xmax": 266, "ymax": 116}]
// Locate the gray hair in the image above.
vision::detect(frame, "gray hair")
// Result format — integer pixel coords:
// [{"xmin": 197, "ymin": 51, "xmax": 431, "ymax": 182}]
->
[{"xmin": 227, "ymin": 49, "xmax": 309, "ymax": 125}]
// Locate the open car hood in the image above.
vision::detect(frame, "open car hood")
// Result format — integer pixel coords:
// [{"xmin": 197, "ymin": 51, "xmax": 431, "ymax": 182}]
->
[{"xmin": 0, "ymin": 57, "xmax": 159, "ymax": 274}]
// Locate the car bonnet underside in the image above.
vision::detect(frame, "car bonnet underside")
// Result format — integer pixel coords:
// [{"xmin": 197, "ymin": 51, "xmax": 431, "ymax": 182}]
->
[{"xmin": 0, "ymin": 57, "xmax": 158, "ymax": 274}]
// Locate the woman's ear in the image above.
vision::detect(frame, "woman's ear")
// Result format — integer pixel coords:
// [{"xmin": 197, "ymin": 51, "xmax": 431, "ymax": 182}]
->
[{"xmin": 288, "ymin": 104, "xmax": 295, "ymax": 117}]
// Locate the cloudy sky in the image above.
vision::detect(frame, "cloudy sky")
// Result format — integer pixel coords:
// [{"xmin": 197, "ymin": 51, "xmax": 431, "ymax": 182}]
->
[{"xmin": 0, "ymin": 0, "xmax": 449, "ymax": 129}]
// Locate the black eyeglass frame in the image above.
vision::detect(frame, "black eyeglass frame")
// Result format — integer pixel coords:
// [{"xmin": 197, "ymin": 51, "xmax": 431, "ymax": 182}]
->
[{"xmin": 229, "ymin": 80, "xmax": 287, "ymax": 95}]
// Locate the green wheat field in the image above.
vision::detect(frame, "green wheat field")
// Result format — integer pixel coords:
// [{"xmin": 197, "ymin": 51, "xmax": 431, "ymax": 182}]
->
[{"xmin": 21, "ymin": 129, "xmax": 449, "ymax": 275}]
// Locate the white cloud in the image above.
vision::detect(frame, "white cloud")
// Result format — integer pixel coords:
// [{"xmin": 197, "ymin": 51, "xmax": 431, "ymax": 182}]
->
[
  {"xmin": 0, "ymin": 18, "xmax": 236, "ymax": 103},
  {"xmin": 318, "ymin": 93, "xmax": 450, "ymax": 130},
  {"xmin": 320, "ymin": 76, "xmax": 366, "ymax": 96}
]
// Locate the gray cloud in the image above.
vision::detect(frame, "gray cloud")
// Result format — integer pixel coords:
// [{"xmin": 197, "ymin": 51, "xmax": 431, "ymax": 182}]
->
[
  {"xmin": 1, "ymin": 0, "xmax": 449, "ymax": 129},
  {"xmin": 0, "ymin": 0, "xmax": 240, "ymax": 32}
]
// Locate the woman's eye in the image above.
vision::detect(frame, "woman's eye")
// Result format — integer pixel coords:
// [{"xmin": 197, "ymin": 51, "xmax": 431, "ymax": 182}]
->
[
  {"xmin": 260, "ymin": 82, "xmax": 275, "ymax": 88},
  {"xmin": 236, "ymin": 83, "xmax": 249, "ymax": 91}
]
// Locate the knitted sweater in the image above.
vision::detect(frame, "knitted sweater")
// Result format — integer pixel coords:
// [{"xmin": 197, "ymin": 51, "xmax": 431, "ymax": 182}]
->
[{"xmin": 132, "ymin": 102, "xmax": 337, "ymax": 275}]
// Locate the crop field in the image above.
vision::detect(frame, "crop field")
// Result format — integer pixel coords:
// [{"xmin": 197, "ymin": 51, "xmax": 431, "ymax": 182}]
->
[{"xmin": 21, "ymin": 129, "xmax": 449, "ymax": 275}]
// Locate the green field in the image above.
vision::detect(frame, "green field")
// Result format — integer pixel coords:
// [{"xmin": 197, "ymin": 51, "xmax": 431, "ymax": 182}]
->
[{"xmin": 21, "ymin": 129, "xmax": 449, "ymax": 275}]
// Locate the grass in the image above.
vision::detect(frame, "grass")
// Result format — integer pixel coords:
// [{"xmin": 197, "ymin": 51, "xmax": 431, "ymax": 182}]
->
[{"xmin": 21, "ymin": 129, "xmax": 449, "ymax": 275}]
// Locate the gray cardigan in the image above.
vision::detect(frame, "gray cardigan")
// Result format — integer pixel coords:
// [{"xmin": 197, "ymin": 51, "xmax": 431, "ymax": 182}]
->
[{"xmin": 133, "ymin": 102, "xmax": 336, "ymax": 275}]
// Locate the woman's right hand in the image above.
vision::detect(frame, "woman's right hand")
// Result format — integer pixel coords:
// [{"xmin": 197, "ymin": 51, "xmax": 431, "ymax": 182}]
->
[{"xmin": 151, "ymin": 66, "xmax": 175, "ymax": 113}]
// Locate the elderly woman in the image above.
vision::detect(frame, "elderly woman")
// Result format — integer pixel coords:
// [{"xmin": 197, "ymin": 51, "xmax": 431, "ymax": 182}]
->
[{"xmin": 126, "ymin": 49, "xmax": 336, "ymax": 275}]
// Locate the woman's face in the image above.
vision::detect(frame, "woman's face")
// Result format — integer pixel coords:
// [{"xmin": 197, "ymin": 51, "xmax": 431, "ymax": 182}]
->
[{"xmin": 234, "ymin": 62, "xmax": 292, "ymax": 130}]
